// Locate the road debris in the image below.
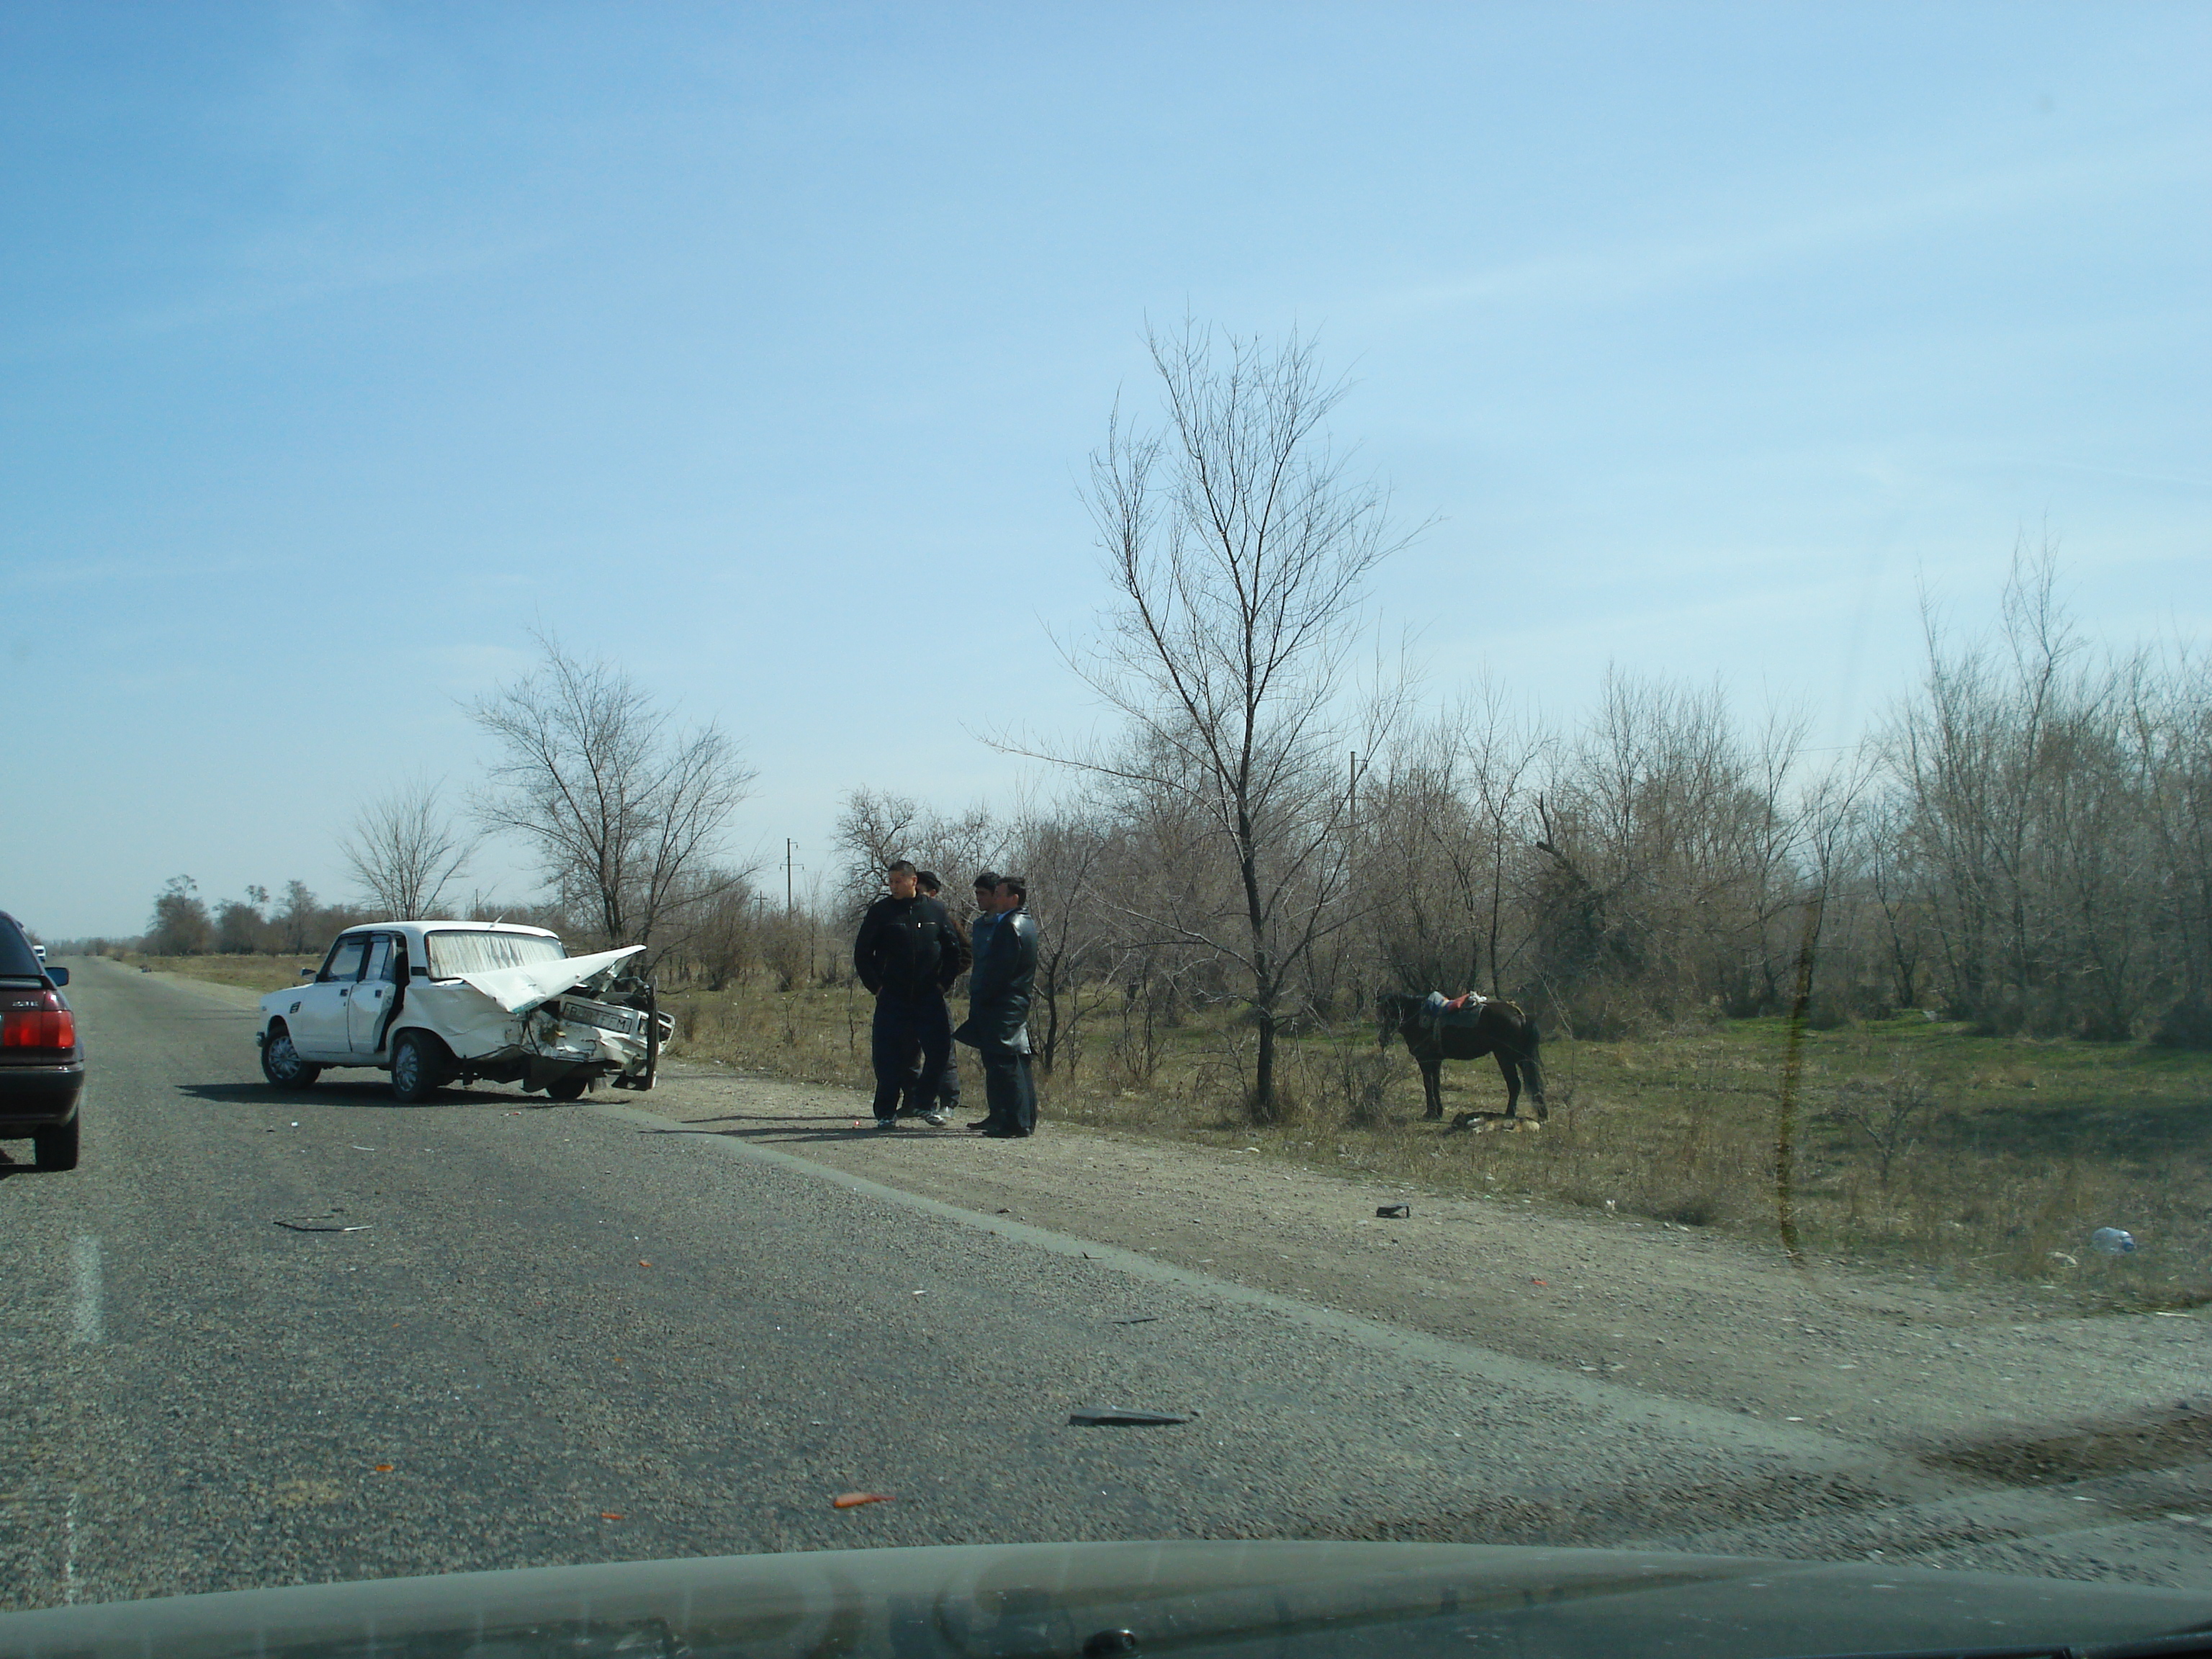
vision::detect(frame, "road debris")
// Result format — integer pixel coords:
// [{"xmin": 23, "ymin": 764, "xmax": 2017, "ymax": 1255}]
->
[
  {"xmin": 833, "ymin": 1492, "xmax": 894, "ymax": 1509},
  {"xmin": 274, "ymin": 1220, "xmax": 373, "ymax": 1233},
  {"xmin": 1110, "ymin": 1316, "xmax": 1161, "ymax": 1325},
  {"xmin": 1068, "ymin": 1406, "xmax": 1192, "ymax": 1426},
  {"xmin": 1376, "ymin": 1204, "xmax": 1411, "ymax": 1219}
]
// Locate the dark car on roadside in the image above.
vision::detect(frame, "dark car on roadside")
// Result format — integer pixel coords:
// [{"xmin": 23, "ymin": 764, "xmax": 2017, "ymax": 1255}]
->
[{"xmin": 0, "ymin": 911, "xmax": 81, "ymax": 1170}]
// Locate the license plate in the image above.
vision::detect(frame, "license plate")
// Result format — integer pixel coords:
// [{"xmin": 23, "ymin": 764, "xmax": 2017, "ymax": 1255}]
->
[{"xmin": 557, "ymin": 996, "xmax": 644, "ymax": 1038}]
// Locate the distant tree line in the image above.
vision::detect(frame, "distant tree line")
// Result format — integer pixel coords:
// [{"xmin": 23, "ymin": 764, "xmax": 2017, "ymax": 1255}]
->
[
  {"xmin": 129, "ymin": 325, "xmax": 2210, "ymax": 1082},
  {"xmin": 796, "ymin": 547, "xmax": 2211, "ymax": 1115}
]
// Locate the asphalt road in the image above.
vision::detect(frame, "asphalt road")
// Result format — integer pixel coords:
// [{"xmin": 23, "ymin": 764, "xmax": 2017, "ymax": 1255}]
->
[{"xmin": 1, "ymin": 959, "xmax": 2198, "ymax": 1611}]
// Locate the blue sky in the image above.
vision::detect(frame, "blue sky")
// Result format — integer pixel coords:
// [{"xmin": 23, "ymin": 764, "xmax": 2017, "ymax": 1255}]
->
[{"xmin": 4, "ymin": 2, "xmax": 2206, "ymax": 939}]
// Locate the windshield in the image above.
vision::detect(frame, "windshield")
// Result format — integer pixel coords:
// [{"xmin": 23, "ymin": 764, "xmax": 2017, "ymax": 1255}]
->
[
  {"xmin": 3, "ymin": 7, "xmax": 2207, "ymax": 1654},
  {"xmin": 423, "ymin": 931, "xmax": 569, "ymax": 978},
  {"xmin": 0, "ymin": 919, "xmax": 43, "ymax": 981}
]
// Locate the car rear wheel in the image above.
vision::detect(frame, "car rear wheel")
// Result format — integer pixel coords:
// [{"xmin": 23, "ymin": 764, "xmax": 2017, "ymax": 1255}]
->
[
  {"xmin": 544, "ymin": 1075, "xmax": 589, "ymax": 1102},
  {"xmin": 260, "ymin": 1025, "xmax": 320, "ymax": 1089},
  {"xmin": 33, "ymin": 1116, "xmax": 79, "ymax": 1172},
  {"xmin": 390, "ymin": 1030, "xmax": 449, "ymax": 1105}
]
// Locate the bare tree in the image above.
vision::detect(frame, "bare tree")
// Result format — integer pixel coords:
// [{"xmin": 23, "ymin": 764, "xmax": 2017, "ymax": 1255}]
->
[
  {"xmin": 341, "ymin": 775, "xmax": 477, "ymax": 921},
  {"xmin": 1007, "ymin": 806, "xmax": 1118, "ymax": 1074},
  {"xmin": 1015, "ymin": 323, "xmax": 1419, "ymax": 1118},
  {"xmin": 145, "ymin": 875, "xmax": 211, "ymax": 956},
  {"xmin": 830, "ymin": 788, "xmax": 1004, "ymax": 922},
  {"xmin": 469, "ymin": 635, "xmax": 757, "ymax": 957}
]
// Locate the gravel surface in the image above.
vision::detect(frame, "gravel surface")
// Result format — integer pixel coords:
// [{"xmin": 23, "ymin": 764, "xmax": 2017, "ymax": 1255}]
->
[
  {"xmin": 6, "ymin": 959, "xmax": 2211, "ymax": 1614},
  {"xmin": 632, "ymin": 1065, "xmax": 2212, "ymax": 1460}
]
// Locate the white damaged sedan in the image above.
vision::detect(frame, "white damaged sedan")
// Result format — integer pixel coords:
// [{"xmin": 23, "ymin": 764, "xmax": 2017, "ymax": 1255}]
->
[{"xmin": 256, "ymin": 922, "xmax": 673, "ymax": 1104}]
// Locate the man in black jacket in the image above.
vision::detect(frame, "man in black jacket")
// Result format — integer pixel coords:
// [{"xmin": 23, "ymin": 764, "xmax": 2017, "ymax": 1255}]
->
[
  {"xmin": 955, "ymin": 873, "xmax": 1040, "ymax": 1138},
  {"xmin": 853, "ymin": 861, "xmax": 970, "ymax": 1129}
]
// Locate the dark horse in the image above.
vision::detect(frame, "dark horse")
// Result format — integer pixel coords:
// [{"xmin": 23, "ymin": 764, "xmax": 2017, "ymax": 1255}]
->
[{"xmin": 1377, "ymin": 992, "xmax": 1547, "ymax": 1125}]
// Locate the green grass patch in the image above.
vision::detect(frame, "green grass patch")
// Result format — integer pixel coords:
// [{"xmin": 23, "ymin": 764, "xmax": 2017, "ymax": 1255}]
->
[{"xmin": 660, "ymin": 979, "xmax": 2212, "ymax": 1308}]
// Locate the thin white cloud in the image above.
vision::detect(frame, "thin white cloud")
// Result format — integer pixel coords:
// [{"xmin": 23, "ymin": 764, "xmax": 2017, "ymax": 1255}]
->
[
  {"xmin": 0, "ymin": 230, "xmax": 562, "ymax": 367},
  {"xmin": 1380, "ymin": 138, "xmax": 2208, "ymax": 318}
]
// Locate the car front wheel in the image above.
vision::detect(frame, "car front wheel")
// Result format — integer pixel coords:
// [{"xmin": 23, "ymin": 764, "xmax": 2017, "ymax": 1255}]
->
[
  {"xmin": 260, "ymin": 1025, "xmax": 320, "ymax": 1089},
  {"xmin": 390, "ymin": 1030, "xmax": 449, "ymax": 1105},
  {"xmin": 34, "ymin": 1115, "xmax": 79, "ymax": 1172},
  {"xmin": 545, "ymin": 1074, "xmax": 589, "ymax": 1102}
]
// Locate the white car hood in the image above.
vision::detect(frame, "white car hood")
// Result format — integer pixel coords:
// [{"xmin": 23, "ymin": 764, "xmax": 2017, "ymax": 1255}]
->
[{"xmin": 448, "ymin": 945, "xmax": 645, "ymax": 1015}]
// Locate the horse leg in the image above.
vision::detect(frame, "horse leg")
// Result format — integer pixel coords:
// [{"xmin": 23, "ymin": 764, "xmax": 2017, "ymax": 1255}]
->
[
  {"xmin": 1496, "ymin": 1050, "xmax": 1519, "ymax": 1118},
  {"xmin": 1519, "ymin": 1037, "xmax": 1547, "ymax": 1120},
  {"xmin": 1422, "ymin": 1055, "xmax": 1443, "ymax": 1120}
]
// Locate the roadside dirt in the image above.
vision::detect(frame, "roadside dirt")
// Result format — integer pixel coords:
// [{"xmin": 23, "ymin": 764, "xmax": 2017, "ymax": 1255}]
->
[
  {"xmin": 136, "ymin": 963, "xmax": 2211, "ymax": 1483},
  {"xmin": 642, "ymin": 1060, "xmax": 2212, "ymax": 1473}
]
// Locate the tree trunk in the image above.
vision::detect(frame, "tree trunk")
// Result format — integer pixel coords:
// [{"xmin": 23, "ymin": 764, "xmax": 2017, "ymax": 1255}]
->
[{"xmin": 1254, "ymin": 1010, "xmax": 1278, "ymax": 1123}]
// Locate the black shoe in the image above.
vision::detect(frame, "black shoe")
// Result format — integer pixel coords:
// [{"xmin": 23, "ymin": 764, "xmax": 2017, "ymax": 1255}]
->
[
  {"xmin": 874, "ymin": 1117, "xmax": 898, "ymax": 1130},
  {"xmin": 969, "ymin": 1119, "xmax": 1007, "ymax": 1134}
]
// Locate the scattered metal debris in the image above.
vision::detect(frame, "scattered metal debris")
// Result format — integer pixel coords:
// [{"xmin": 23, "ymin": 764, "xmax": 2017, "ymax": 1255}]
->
[
  {"xmin": 1068, "ymin": 1406, "xmax": 1191, "ymax": 1427},
  {"xmin": 273, "ymin": 1220, "xmax": 372, "ymax": 1233},
  {"xmin": 1110, "ymin": 1316, "xmax": 1161, "ymax": 1325},
  {"xmin": 1376, "ymin": 1203, "xmax": 1411, "ymax": 1219}
]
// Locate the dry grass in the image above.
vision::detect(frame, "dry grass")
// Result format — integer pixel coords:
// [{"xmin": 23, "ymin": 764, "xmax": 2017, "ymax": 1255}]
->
[
  {"xmin": 657, "ymin": 979, "xmax": 2212, "ymax": 1308},
  {"xmin": 117, "ymin": 951, "xmax": 321, "ymax": 995},
  {"xmin": 128, "ymin": 950, "xmax": 2212, "ymax": 1307}
]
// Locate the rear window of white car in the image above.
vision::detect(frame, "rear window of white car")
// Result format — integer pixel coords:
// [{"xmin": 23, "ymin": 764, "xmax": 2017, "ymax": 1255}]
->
[{"xmin": 424, "ymin": 931, "xmax": 567, "ymax": 978}]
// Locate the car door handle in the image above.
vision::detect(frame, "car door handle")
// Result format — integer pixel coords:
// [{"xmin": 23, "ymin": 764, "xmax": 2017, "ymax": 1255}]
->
[{"xmin": 339, "ymin": 989, "xmax": 349, "ymax": 999}]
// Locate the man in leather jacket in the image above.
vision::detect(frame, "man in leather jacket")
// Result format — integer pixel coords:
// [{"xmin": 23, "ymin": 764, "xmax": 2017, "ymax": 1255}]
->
[
  {"xmin": 954, "ymin": 874, "xmax": 1039, "ymax": 1138},
  {"xmin": 853, "ymin": 861, "xmax": 971, "ymax": 1129}
]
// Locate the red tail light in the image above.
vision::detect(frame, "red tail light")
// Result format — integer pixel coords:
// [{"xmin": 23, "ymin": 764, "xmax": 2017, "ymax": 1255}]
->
[{"xmin": 1, "ymin": 991, "xmax": 74, "ymax": 1051}]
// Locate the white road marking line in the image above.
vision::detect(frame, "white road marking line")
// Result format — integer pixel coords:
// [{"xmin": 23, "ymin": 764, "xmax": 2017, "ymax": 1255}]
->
[
  {"xmin": 70, "ymin": 1235, "xmax": 103, "ymax": 1344},
  {"xmin": 63, "ymin": 1493, "xmax": 79, "ymax": 1604}
]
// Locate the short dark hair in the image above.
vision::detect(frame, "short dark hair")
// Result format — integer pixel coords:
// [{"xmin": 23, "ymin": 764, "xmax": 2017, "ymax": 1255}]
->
[
  {"xmin": 915, "ymin": 870, "xmax": 942, "ymax": 895},
  {"xmin": 886, "ymin": 859, "xmax": 917, "ymax": 877},
  {"xmin": 971, "ymin": 870, "xmax": 1000, "ymax": 891},
  {"xmin": 994, "ymin": 874, "xmax": 1027, "ymax": 906}
]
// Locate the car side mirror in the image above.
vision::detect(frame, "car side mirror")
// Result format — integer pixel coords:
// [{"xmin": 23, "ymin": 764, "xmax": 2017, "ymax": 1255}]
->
[
  {"xmin": 300, "ymin": 967, "xmax": 316, "ymax": 980},
  {"xmin": 44, "ymin": 966, "xmax": 68, "ymax": 986}
]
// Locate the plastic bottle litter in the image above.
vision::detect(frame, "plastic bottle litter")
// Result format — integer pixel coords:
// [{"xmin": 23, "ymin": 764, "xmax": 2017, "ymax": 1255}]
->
[{"xmin": 2090, "ymin": 1227, "xmax": 2138, "ymax": 1255}]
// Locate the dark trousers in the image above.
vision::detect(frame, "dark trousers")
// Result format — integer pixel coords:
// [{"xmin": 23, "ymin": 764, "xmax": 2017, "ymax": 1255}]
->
[
  {"xmin": 871, "ymin": 992, "xmax": 951, "ymax": 1119},
  {"xmin": 978, "ymin": 1047, "xmax": 1037, "ymax": 1136},
  {"xmin": 907, "ymin": 1047, "xmax": 961, "ymax": 1110}
]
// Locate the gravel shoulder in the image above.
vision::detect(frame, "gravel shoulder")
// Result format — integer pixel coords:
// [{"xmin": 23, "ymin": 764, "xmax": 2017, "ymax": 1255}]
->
[
  {"xmin": 87, "ymin": 966, "xmax": 2212, "ymax": 1586},
  {"xmin": 635, "ymin": 1059, "xmax": 2211, "ymax": 1468},
  {"xmin": 130, "ymin": 966, "xmax": 2210, "ymax": 1464}
]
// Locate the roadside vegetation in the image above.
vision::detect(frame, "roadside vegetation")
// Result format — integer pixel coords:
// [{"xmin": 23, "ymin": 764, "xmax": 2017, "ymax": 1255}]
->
[
  {"xmin": 92, "ymin": 326, "xmax": 2212, "ymax": 1312},
  {"xmin": 644, "ymin": 976, "xmax": 2210, "ymax": 1310}
]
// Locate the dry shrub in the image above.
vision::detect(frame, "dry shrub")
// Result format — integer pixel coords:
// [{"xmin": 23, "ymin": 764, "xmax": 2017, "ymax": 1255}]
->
[{"xmin": 651, "ymin": 975, "xmax": 2212, "ymax": 1305}]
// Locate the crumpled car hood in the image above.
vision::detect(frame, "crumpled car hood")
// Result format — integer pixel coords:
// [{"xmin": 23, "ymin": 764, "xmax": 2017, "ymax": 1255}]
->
[
  {"xmin": 400, "ymin": 945, "xmax": 655, "ymax": 1078},
  {"xmin": 448, "ymin": 945, "xmax": 644, "ymax": 1015}
]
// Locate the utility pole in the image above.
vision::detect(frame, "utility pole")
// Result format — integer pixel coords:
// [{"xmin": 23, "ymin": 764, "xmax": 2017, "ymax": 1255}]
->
[
  {"xmin": 785, "ymin": 839, "xmax": 795, "ymax": 914},
  {"xmin": 1348, "ymin": 750, "xmax": 1359, "ymax": 824}
]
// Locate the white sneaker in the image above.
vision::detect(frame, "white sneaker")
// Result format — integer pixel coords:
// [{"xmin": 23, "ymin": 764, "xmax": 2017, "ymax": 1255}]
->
[{"xmin": 923, "ymin": 1111, "xmax": 948, "ymax": 1127}]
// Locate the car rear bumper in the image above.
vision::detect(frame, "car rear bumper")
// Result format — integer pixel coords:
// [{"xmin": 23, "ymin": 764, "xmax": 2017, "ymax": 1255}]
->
[{"xmin": 0, "ymin": 1063, "xmax": 84, "ymax": 1133}]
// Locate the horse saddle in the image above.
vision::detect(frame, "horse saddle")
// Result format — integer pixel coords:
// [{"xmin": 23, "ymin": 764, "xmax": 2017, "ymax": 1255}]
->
[{"xmin": 1421, "ymin": 990, "xmax": 1490, "ymax": 1028}]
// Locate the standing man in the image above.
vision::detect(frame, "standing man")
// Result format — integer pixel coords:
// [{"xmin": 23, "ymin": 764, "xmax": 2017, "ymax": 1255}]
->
[
  {"xmin": 853, "ymin": 860, "xmax": 969, "ymax": 1130},
  {"xmin": 961, "ymin": 871, "xmax": 1000, "ymax": 1118},
  {"xmin": 909, "ymin": 871, "xmax": 966, "ymax": 1120},
  {"xmin": 956, "ymin": 874, "xmax": 1039, "ymax": 1138}
]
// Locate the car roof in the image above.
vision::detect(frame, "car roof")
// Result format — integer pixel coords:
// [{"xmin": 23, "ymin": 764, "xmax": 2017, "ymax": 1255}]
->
[{"xmin": 336, "ymin": 921, "xmax": 562, "ymax": 940}]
